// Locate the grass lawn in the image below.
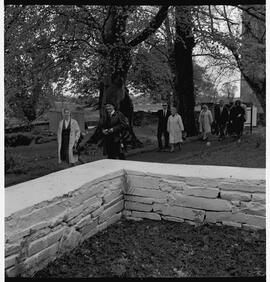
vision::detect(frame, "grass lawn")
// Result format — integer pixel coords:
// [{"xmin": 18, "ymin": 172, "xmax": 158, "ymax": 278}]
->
[{"xmin": 5, "ymin": 125, "xmax": 265, "ymax": 187}]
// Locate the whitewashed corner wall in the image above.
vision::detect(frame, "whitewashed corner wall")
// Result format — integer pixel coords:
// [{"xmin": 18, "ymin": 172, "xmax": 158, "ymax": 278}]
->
[{"xmin": 5, "ymin": 160, "xmax": 265, "ymax": 277}]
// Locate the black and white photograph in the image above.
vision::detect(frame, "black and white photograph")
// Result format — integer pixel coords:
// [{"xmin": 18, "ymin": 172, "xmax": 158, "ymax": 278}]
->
[{"xmin": 3, "ymin": 1, "xmax": 267, "ymax": 279}]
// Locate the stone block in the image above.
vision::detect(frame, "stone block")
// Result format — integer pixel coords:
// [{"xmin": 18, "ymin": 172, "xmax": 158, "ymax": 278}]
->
[
  {"xmin": 5, "ymin": 254, "xmax": 19, "ymax": 269},
  {"xmin": 6, "ymin": 228, "xmax": 30, "ymax": 243},
  {"xmin": 220, "ymin": 191, "xmax": 251, "ymax": 201},
  {"xmin": 205, "ymin": 212, "xmax": 232, "ymax": 223},
  {"xmin": 160, "ymin": 179, "xmax": 187, "ymax": 191},
  {"xmin": 99, "ymin": 200, "xmax": 124, "ymax": 223},
  {"xmin": 222, "ymin": 221, "xmax": 242, "ymax": 228},
  {"xmin": 92, "ymin": 206, "xmax": 104, "ymax": 218},
  {"xmin": 131, "ymin": 211, "xmax": 161, "ymax": 220},
  {"xmin": 242, "ymin": 224, "xmax": 265, "ymax": 231},
  {"xmin": 47, "ymin": 228, "xmax": 65, "ymax": 246},
  {"xmin": 81, "ymin": 226, "xmax": 99, "ymax": 241},
  {"xmin": 76, "ymin": 214, "xmax": 93, "ymax": 229},
  {"xmin": 122, "ymin": 210, "xmax": 132, "ymax": 217},
  {"xmin": 183, "ymin": 187, "xmax": 219, "ymax": 198},
  {"xmin": 29, "ymin": 221, "xmax": 50, "ymax": 233},
  {"xmin": 124, "ymin": 195, "xmax": 154, "ymax": 204},
  {"xmin": 69, "ymin": 184, "xmax": 102, "ymax": 207},
  {"xmin": 97, "ymin": 221, "xmax": 108, "ymax": 232},
  {"xmin": 161, "ymin": 216, "xmax": 185, "ymax": 223},
  {"xmin": 124, "ymin": 195, "xmax": 166, "ymax": 204},
  {"xmin": 218, "ymin": 181, "xmax": 265, "ymax": 193},
  {"xmin": 252, "ymin": 193, "xmax": 265, "ymax": 203},
  {"xmin": 29, "ymin": 228, "xmax": 51, "ymax": 242},
  {"xmin": 68, "ymin": 214, "xmax": 83, "ymax": 226},
  {"xmin": 103, "ymin": 189, "xmax": 122, "ymax": 203},
  {"xmin": 107, "ymin": 212, "xmax": 122, "ymax": 226},
  {"xmin": 153, "ymin": 203, "xmax": 205, "ymax": 222},
  {"xmin": 185, "ymin": 220, "xmax": 197, "ymax": 226},
  {"xmin": 185, "ymin": 177, "xmax": 219, "ymax": 188},
  {"xmin": 240, "ymin": 201, "xmax": 265, "ymax": 216},
  {"xmin": 125, "ymin": 187, "xmax": 168, "ymax": 199},
  {"xmin": 5, "ymin": 243, "xmax": 20, "ymax": 257},
  {"xmin": 5, "ymin": 266, "xmax": 17, "ymax": 277},
  {"xmin": 17, "ymin": 200, "xmax": 69, "ymax": 231},
  {"xmin": 59, "ymin": 227, "xmax": 82, "ymax": 252},
  {"xmin": 82, "ymin": 198, "xmax": 103, "ymax": 217},
  {"xmin": 37, "ymin": 242, "xmax": 59, "ymax": 263},
  {"xmin": 127, "ymin": 175, "xmax": 160, "ymax": 189},
  {"xmin": 28, "ymin": 227, "xmax": 65, "ymax": 256},
  {"xmin": 125, "ymin": 201, "xmax": 153, "ymax": 212},
  {"xmin": 103, "ymin": 195, "xmax": 123, "ymax": 210},
  {"xmin": 65, "ymin": 205, "xmax": 84, "ymax": 222},
  {"xmin": 49, "ymin": 211, "xmax": 69, "ymax": 228},
  {"xmin": 82, "ymin": 196, "xmax": 101, "ymax": 211},
  {"xmin": 168, "ymin": 192, "xmax": 231, "ymax": 211},
  {"xmin": 126, "ymin": 216, "xmax": 143, "ymax": 222},
  {"xmin": 80, "ymin": 219, "xmax": 99, "ymax": 236},
  {"xmin": 244, "ymin": 214, "xmax": 265, "ymax": 228}
]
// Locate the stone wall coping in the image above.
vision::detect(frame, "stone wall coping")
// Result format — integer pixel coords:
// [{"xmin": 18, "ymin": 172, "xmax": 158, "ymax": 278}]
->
[{"xmin": 5, "ymin": 160, "xmax": 265, "ymax": 218}]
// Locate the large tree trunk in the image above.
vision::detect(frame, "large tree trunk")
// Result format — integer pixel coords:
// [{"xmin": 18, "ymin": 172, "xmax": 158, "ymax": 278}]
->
[
  {"xmin": 174, "ymin": 6, "xmax": 197, "ymax": 136},
  {"xmin": 88, "ymin": 6, "xmax": 169, "ymax": 148}
]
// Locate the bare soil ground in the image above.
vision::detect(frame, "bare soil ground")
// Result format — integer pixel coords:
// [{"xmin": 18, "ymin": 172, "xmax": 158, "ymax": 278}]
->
[{"xmin": 34, "ymin": 219, "xmax": 266, "ymax": 278}]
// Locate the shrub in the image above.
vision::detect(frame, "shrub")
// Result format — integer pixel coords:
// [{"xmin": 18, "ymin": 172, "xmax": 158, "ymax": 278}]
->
[
  {"xmin": 5, "ymin": 150, "xmax": 26, "ymax": 174},
  {"xmin": 5, "ymin": 133, "xmax": 34, "ymax": 147}
]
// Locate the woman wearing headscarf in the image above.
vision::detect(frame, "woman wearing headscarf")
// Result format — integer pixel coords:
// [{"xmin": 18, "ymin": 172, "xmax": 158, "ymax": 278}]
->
[
  {"xmin": 167, "ymin": 106, "xmax": 184, "ymax": 152},
  {"xmin": 198, "ymin": 104, "xmax": 213, "ymax": 141},
  {"xmin": 57, "ymin": 108, "xmax": 81, "ymax": 165}
]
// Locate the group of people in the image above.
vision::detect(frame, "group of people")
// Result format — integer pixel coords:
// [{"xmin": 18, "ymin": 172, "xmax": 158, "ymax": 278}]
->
[
  {"xmin": 212, "ymin": 99, "xmax": 247, "ymax": 142},
  {"xmin": 57, "ymin": 99, "xmax": 247, "ymax": 165},
  {"xmin": 57, "ymin": 103, "xmax": 129, "ymax": 166},
  {"xmin": 156, "ymin": 103, "xmax": 184, "ymax": 152},
  {"xmin": 157, "ymin": 99, "xmax": 247, "ymax": 151}
]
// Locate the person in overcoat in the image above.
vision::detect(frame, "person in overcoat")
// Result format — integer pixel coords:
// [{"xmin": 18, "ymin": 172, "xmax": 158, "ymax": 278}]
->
[
  {"xmin": 156, "ymin": 103, "xmax": 171, "ymax": 151},
  {"xmin": 198, "ymin": 104, "xmax": 213, "ymax": 141},
  {"xmin": 101, "ymin": 103, "xmax": 129, "ymax": 159},
  {"xmin": 229, "ymin": 100, "xmax": 246, "ymax": 142},
  {"xmin": 57, "ymin": 108, "xmax": 81, "ymax": 165},
  {"xmin": 214, "ymin": 99, "xmax": 229, "ymax": 140},
  {"xmin": 167, "ymin": 107, "xmax": 184, "ymax": 152}
]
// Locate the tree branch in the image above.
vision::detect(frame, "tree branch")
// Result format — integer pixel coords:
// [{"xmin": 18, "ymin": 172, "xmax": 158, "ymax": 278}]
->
[{"xmin": 127, "ymin": 6, "xmax": 169, "ymax": 47}]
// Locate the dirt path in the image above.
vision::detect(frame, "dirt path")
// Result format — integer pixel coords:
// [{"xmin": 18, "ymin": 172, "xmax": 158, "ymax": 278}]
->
[{"xmin": 128, "ymin": 132, "xmax": 265, "ymax": 168}]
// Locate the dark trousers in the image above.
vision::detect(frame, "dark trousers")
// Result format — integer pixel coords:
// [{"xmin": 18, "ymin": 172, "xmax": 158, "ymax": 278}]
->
[
  {"xmin": 218, "ymin": 123, "xmax": 227, "ymax": 139},
  {"xmin": 157, "ymin": 130, "xmax": 169, "ymax": 149}
]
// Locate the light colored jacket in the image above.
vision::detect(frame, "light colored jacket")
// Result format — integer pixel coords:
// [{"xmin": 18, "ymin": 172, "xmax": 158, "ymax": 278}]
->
[
  {"xmin": 199, "ymin": 109, "xmax": 213, "ymax": 133},
  {"xmin": 57, "ymin": 118, "xmax": 80, "ymax": 164},
  {"xmin": 167, "ymin": 113, "xmax": 184, "ymax": 144}
]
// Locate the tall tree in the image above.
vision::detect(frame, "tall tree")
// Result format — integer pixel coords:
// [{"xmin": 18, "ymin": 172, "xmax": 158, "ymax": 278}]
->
[{"xmin": 174, "ymin": 6, "xmax": 197, "ymax": 136}]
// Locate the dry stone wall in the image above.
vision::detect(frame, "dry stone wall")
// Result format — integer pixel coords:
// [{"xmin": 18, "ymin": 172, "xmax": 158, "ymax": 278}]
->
[
  {"xmin": 5, "ymin": 172, "xmax": 125, "ymax": 277},
  {"xmin": 123, "ymin": 170, "xmax": 265, "ymax": 230},
  {"xmin": 5, "ymin": 160, "xmax": 265, "ymax": 277}
]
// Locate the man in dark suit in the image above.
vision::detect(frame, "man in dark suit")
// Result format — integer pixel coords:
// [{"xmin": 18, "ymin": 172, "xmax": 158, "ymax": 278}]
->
[
  {"xmin": 157, "ymin": 103, "xmax": 171, "ymax": 151},
  {"xmin": 101, "ymin": 103, "xmax": 129, "ymax": 159},
  {"xmin": 214, "ymin": 99, "xmax": 229, "ymax": 140}
]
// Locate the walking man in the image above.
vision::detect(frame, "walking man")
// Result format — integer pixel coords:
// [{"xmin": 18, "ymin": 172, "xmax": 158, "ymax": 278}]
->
[
  {"xmin": 101, "ymin": 103, "xmax": 129, "ymax": 159},
  {"xmin": 214, "ymin": 99, "xmax": 229, "ymax": 140},
  {"xmin": 157, "ymin": 103, "xmax": 170, "ymax": 151}
]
